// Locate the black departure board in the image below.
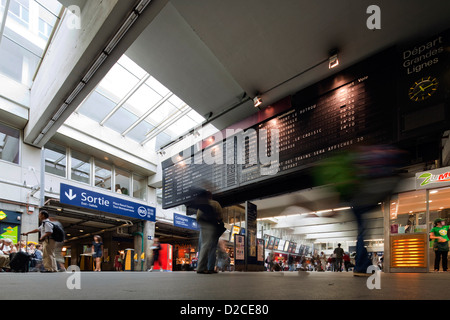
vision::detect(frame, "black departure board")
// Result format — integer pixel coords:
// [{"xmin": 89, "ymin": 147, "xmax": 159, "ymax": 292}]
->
[{"xmin": 162, "ymin": 60, "xmax": 395, "ymax": 209}]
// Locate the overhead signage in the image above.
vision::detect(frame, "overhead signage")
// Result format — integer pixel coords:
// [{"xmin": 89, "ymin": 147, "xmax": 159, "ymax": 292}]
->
[
  {"xmin": 416, "ymin": 167, "xmax": 450, "ymax": 189},
  {"xmin": 173, "ymin": 213, "xmax": 199, "ymax": 231},
  {"xmin": 60, "ymin": 183, "xmax": 156, "ymax": 222}
]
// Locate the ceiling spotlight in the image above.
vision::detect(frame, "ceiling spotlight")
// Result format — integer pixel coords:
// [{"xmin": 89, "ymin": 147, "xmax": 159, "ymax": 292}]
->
[
  {"xmin": 253, "ymin": 96, "xmax": 263, "ymax": 108},
  {"xmin": 329, "ymin": 49, "xmax": 339, "ymax": 69}
]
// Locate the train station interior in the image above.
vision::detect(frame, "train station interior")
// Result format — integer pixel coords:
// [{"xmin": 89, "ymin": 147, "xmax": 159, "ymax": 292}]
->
[{"xmin": 0, "ymin": 0, "xmax": 449, "ymax": 304}]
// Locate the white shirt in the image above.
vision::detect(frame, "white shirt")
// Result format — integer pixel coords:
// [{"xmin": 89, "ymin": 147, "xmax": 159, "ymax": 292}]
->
[{"xmin": 39, "ymin": 219, "xmax": 53, "ymax": 236}]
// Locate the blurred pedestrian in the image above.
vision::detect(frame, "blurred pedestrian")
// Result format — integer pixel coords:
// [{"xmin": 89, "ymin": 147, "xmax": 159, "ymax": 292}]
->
[
  {"xmin": 148, "ymin": 237, "xmax": 162, "ymax": 272},
  {"xmin": 92, "ymin": 235, "xmax": 103, "ymax": 272},
  {"xmin": 216, "ymin": 240, "xmax": 230, "ymax": 272},
  {"xmin": 314, "ymin": 145, "xmax": 405, "ymax": 276},
  {"xmin": 195, "ymin": 190, "xmax": 224, "ymax": 274},
  {"xmin": 114, "ymin": 251, "xmax": 123, "ymax": 271}
]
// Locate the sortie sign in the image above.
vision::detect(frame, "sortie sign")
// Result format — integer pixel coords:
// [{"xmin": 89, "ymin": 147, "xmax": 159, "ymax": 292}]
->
[{"xmin": 60, "ymin": 183, "xmax": 156, "ymax": 222}]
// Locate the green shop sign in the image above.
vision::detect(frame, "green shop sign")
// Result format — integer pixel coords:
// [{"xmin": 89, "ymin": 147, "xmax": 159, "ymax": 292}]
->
[{"xmin": 416, "ymin": 167, "xmax": 450, "ymax": 189}]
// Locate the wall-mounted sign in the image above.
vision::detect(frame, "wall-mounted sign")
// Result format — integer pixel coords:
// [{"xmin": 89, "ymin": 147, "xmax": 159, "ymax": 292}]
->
[
  {"xmin": 173, "ymin": 213, "xmax": 199, "ymax": 231},
  {"xmin": 60, "ymin": 183, "xmax": 156, "ymax": 222},
  {"xmin": 398, "ymin": 29, "xmax": 449, "ymax": 137},
  {"xmin": 416, "ymin": 167, "xmax": 450, "ymax": 189}
]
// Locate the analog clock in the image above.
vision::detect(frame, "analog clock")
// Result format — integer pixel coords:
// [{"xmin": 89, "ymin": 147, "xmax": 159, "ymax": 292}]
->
[{"xmin": 408, "ymin": 76, "xmax": 439, "ymax": 102}]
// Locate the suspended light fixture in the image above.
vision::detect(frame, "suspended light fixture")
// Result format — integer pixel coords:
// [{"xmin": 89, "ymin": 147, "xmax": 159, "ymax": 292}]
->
[
  {"xmin": 329, "ymin": 49, "xmax": 339, "ymax": 69},
  {"xmin": 253, "ymin": 95, "xmax": 263, "ymax": 108}
]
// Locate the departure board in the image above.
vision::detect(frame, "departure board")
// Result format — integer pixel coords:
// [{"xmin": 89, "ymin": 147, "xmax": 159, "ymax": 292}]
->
[{"xmin": 162, "ymin": 64, "xmax": 395, "ymax": 209}]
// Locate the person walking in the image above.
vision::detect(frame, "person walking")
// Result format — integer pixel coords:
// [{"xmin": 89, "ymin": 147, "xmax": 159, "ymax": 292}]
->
[
  {"xmin": 195, "ymin": 190, "xmax": 223, "ymax": 274},
  {"xmin": 23, "ymin": 210, "xmax": 57, "ymax": 272},
  {"xmin": 334, "ymin": 243, "xmax": 344, "ymax": 272},
  {"xmin": 430, "ymin": 218, "xmax": 449, "ymax": 272},
  {"xmin": 92, "ymin": 235, "xmax": 103, "ymax": 272},
  {"xmin": 148, "ymin": 237, "xmax": 162, "ymax": 272}
]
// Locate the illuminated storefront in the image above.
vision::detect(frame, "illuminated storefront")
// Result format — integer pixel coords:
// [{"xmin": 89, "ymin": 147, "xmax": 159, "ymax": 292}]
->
[{"xmin": 387, "ymin": 167, "xmax": 450, "ymax": 272}]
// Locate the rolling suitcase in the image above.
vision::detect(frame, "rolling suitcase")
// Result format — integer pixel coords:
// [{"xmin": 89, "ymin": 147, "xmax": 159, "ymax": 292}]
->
[{"xmin": 9, "ymin": 236, "xmax": 30, "ymax": 273}]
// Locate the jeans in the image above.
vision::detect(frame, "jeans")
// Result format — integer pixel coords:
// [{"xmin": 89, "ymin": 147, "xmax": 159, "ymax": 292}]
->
[
  {"xmin": 335, "ymin": 258, "xmax": 343, "ymax": 272},
  {"xmin": 352, "ymin": 204, "xmax": 376, "ymax": 273},
  {"xmin": 434, "ymin": 251, "xmax": 448, "ymax": 271},
  {"xmin": 197, "ymin": 223, "xmax": 218, "ymax": 272}
]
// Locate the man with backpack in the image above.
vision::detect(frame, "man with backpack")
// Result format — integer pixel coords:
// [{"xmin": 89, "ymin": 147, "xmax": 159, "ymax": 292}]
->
[{"xmin": 23, "ymin": 210, "xmax": 64, "ymax": 273}]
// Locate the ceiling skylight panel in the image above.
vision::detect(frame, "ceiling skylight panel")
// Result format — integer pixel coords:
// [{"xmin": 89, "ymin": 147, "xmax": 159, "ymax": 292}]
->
[
  {"xmin": 145, "ymin": 76, "xmax": 171, "ymax": 97},
  {"xmin": 104, "ymin": 107, "xmax": 138, "ymax": 134},
  {"xmin": 96, "ymin": 63, "xmax": 140, "ymax": 103},
  {"xmin": 124, "ymin": 83, "xmax": 163, "ymax": 118},
  {"xmin": 126, "ymin": 120, "xmax": 154, "ymax": 143},
  {"xmin": 77, "ymin": 91, "xmax": 117, "ymax": 123},
  {"xmin": 186, "ymin": 109, "xmax": 206, "ymax": 124},
  {"xmin": 146, "ymin": 100, "xmax": 177, "ymax": 125},
  {"xmin": 118, "ymin": 54, "xmax": 147, "ymax": 79},
  {"xmin": 168, "ymin": 95, "xmax": 185, "ymax": 109},
  {"xmin": 165, "ymin": 115, "xmax": 197, "ymax": 138}
]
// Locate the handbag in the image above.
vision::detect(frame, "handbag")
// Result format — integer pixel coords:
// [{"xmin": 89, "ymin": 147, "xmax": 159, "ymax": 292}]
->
[{"xmin": 216, "ymin": 221, "xmax": 226, "ymax": 238}]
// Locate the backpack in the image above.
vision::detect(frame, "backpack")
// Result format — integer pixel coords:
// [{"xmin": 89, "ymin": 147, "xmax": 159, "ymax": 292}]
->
[{"xmin": 45, "ymin": 221, "xmax": 65, "ymax": 242}]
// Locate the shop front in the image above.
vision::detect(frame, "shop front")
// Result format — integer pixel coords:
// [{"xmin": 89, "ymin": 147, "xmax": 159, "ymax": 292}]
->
[{"xmin": 387, "ymin": 167, "xmax": 450, "ymax": 273}]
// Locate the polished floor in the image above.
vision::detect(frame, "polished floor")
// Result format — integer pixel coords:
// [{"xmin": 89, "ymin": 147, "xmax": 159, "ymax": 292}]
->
[{"xmin": 1, "ymin": 270, "xmax": 449, "ymax": 301}]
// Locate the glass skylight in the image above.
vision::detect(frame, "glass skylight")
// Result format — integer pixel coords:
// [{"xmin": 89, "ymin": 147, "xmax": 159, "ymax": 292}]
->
[
  {"xmin": 74, "ymin": 53, "xmax": 216, "ymax": 149},
  {"xmin": 0, "ymin": 0, "xmax": 62, "ymax": 87}
]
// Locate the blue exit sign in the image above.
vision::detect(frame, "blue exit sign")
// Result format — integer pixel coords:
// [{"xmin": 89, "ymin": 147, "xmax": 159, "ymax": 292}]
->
[{"xmin": 60, "ymin": 183, "xmax": 156, "ymax": 222}]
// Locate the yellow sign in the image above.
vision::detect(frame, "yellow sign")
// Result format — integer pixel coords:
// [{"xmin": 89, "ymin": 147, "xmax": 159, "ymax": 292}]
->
[{"xmin": 0, "ymin": 211, "xmax": 7, "ymax": 220}]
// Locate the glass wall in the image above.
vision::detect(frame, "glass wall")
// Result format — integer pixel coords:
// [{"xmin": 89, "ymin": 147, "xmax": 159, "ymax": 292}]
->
[
  {"xmin": 0, "ymin": 122, "xmax": 20, "ymax": 164},
  {"xmin": 132, "ymin": 174, "xmax": 147, "ymax": 201},
  {"xmin": 115, "ymin": 168, "xmax": 130, "ymax": 195},
  {"xmin": 44, "ymin": 142, "xmax": 66, "ymax": 177},
  {"xmin": 44, "ymin": 143, "xmax": 149, "ymax": 201},
  {"xmin": 0, "ymin": 0, "xmax": 62, "ymax": 87},
  {"xmin": 428, "ymin": 187, "xmax": 450, "ymax": 228},
  {"xmin": 94, "ymin": 161, "xmax": 112, "ymax": 191},
  {"xmin": 390, "ymin": 190, "xmax": 427, "ymax": 234},
  {"xmin": 70, "ymin": 150, "xmax": 91, "ymax": 184}
]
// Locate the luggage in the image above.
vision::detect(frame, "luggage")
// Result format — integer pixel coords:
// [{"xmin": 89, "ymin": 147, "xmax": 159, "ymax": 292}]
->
[
  {"xmin": 9, "ymin": 251, "xmax": 30, "ymax": 272},
  {"xmin": 9, "ymin": 236, "xmax": 31, "ymax": 272}
]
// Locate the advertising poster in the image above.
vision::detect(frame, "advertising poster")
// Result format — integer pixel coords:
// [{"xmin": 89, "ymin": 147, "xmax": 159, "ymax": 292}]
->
[
  {"xmin": 235, "ymin": 234, "xmax": 245, "ymax": 261},
  {"xmin": 257, "ymin": 239, "xmax": 265, "ymax": 262}
]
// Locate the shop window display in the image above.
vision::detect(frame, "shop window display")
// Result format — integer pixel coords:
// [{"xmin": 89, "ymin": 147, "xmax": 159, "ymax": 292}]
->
[
  {"xmin": 428, "ymin": 187, "xmax": 450, "ymax": 228},
  {"xmin": 390, "ymin": 190, "xmax": 427, "ymax": 234}
]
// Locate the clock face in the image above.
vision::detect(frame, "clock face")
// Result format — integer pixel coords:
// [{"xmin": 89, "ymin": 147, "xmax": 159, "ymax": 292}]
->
[{"xmin": 408, "ymin": 77, "xmax": 439, "ymax": 102}]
